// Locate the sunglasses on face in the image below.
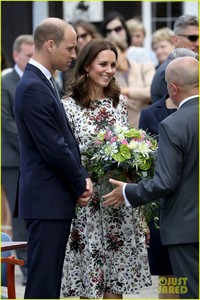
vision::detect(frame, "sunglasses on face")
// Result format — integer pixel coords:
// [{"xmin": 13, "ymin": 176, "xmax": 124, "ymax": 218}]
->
[
  {"xmin": 77, "ymin": 33, "xmax": 89, "ymax": 40},
  {"xmin": 177, "ymin": 34, "xmax": 199, "ymax": 42},
  {"xmin": 105, "ymin": 25, "xmax": 124, "ymax": 35}
]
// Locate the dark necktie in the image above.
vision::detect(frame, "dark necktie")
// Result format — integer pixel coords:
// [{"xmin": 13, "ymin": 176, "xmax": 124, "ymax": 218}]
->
[{"xmin": 50, "ymin": 76, "xmax": 60, "ymax": 99}]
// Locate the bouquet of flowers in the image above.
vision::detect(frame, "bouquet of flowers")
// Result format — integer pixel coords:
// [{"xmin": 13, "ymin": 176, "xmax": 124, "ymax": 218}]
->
[
  {"xmin": 82, "ymin": 123, "xmax": 157, "ymax": 180},
  {"xmin": 82, "ymin": 123, "xmax": 159, "ymax": 227}
]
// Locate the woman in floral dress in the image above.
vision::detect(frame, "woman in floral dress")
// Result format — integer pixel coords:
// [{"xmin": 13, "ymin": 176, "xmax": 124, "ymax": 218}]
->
[{"xmin": 60, "ymin": 39, "xmax": 151, "ymax": 299}]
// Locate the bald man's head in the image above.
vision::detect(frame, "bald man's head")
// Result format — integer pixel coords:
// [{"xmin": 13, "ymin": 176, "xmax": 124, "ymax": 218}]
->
[
  {"xmin": 165, "ymin": 57, "xmax": 199, "ymax": 105},
  {"xmin": 166, "ymin": 56, "xmax": 198, "ymax": 88}
]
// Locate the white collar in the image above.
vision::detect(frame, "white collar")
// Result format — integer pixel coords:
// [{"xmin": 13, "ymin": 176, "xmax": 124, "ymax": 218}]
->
[
  {"xmin": 14, "ymin": 64, "xmax": 23, "ymax": 78},
  {"xmin": 179, "ymin": 95, "xmax": 199, "ymax": 108},
  {"xmin": 29, "ymin": 58, "xmax": 52, "ymax": 80}
]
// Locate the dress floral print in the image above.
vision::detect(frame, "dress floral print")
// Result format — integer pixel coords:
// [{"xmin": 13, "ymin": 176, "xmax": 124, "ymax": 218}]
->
[{"xmin": 60, "ymin": 96, "xmax": 151, "ymax": 298}]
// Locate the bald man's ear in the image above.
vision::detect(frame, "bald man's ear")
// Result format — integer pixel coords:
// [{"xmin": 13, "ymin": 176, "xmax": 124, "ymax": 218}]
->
[{"xmin": 170, "ymin": 82, "xmax": 179, "ymax": 95}]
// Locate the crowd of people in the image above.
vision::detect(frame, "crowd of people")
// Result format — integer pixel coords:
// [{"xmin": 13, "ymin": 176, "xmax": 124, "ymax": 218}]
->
[{"xmin": 1, "ymin": 10, "xmax": 199, "ymax": 300}]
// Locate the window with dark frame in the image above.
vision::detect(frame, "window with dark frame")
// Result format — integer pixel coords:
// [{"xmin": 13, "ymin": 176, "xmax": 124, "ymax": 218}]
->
[{"xmin": 151, "ymin": 2, "xmax": 183, "ymax": 32}]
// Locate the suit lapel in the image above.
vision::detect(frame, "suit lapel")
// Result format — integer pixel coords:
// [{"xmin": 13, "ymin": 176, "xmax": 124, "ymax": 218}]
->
[
  {"xmin": 25, "ymin": 64, "xmax": 81, "ymax": 153},
  {"xmin": 12, "ymin": 69, "xmax": 21, "ymax": 83}
]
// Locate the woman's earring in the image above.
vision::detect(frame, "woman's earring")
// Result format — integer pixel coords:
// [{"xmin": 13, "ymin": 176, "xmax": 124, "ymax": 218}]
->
[{"xmin": 86, "ymin": 73, "xmax": 89, "ymax": 78}]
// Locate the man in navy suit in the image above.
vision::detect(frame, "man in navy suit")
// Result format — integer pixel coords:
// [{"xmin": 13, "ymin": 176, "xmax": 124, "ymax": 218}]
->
[
  {"xmin": 103, "ymin": 56, "xmax": 199, "ymax": 299},
  {"xmin": 14, "ymin": 18, "xmax": 93, "ymax": 299},
  {"xmin": 2, "ymin": 35, "xmax": 34, "ymax": 285}
]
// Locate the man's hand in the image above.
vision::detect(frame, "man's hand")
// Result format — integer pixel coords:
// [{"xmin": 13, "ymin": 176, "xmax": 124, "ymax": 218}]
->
[
  {"xmin": 102, "ymin": 178, "xmax": 125, "ymax": 209},
  {"xmin": 77, "ymin": 178, "xmax": 93, "ymax": 207}
]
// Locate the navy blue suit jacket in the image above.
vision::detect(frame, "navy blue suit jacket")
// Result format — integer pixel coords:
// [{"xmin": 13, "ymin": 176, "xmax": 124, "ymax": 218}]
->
[
  {"xmin": 139, "ymin": 93, "xmax": 173, "ymax": 140},
  {"xmin": 14, "ymin": 64, "xmax": 88, "ymax": 219},
  {"xmin": 150, "ymin": 57, "xmax": 170, "ymax": 103}
]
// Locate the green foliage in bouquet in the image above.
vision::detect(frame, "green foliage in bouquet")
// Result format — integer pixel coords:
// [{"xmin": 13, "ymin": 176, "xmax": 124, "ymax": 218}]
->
[
  {"xmin": 82, "ymin": 123, "xmax": 160, "ymax": 227},
  {"xmin": 82, "ymin": 124, "xmax": 157, "ymax": 180}
]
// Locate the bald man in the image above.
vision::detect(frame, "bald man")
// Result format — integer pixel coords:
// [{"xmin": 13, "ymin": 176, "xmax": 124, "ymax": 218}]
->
[
  {"xmin": 14, "ymin": 18, "xmax": 93, "ymax": 298},
  {"xmin": 103, "ymin": 56, "xmax": 199, "ymax": 299}
]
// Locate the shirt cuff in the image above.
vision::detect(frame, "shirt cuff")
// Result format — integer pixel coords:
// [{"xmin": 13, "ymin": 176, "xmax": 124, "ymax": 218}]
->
[{"xmin": 123, "ymin": 183, "xmax": 131, "ymax": 207}]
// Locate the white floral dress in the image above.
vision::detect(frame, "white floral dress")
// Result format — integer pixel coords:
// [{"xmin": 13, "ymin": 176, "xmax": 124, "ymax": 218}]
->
[{"xmin": 60, "ymin": 96, "xmax": 151, "ymax": 298}]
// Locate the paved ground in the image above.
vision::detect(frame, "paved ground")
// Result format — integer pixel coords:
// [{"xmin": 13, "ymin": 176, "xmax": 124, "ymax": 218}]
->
[{"xmin": 11, "ymin": 266, "xmax": 159, "ymax": 299}]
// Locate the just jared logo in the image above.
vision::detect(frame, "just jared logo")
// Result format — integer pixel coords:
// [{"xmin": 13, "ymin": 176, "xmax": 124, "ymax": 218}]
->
[{"xmin": 158, "ymin": 277, "xmax": 188, "ymax": 295}]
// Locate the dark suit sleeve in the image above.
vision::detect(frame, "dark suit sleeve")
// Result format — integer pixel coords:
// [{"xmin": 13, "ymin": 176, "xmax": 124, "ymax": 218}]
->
[
  {"xmin": 139, "ymin": 106, "xmax": 159, "ymax": 139},
  {"xmin": 17, "ymin": 82, "xmax": 87, "ymax": 198},
  {"xmin": 125, "ymin": 117, "xmax": 183, "ymax": 207},
  {"xmin": 150, "ymin": 62, "xmax": 168, "ymax": 103},
  {"xmin": 2, "ymin": 76, "xmax": 19, "ymax": 152},
  {"xmin": 138, "ymin": 109, "xmax": 149, "ymax": 131}
]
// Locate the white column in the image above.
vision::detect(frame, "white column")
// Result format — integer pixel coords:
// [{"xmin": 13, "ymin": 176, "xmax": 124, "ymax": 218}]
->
[
  {"xmin": 183, "ymin": 1, "xmax": 198, "ymax": 15},
  {"xmin": 141, "ymin": 1, "xmax": 152, "ymax": 50},
  {"xmin": 32, "ymin": 2, "xmax": 49, "ymax": 31}
]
